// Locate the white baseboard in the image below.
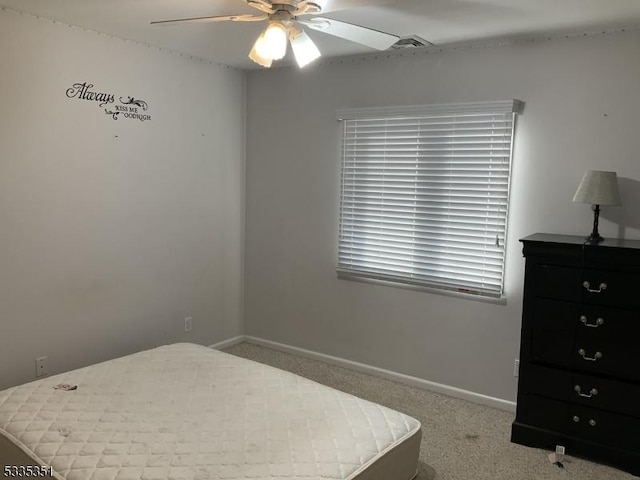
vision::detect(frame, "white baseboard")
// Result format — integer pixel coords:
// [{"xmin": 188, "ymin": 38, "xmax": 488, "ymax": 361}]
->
[
  {"xmin": 211, "ymin": 334, "xmax": 516, "ymax": 413},
  {"xmin": 208, "ymin": 335, "xmax": 245, "ymax": 350}
]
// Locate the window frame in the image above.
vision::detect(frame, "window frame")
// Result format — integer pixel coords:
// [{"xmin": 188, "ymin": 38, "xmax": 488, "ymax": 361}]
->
[{"xmin": 336, "ymin": 100, "xmax": 523, "ymax": 300}]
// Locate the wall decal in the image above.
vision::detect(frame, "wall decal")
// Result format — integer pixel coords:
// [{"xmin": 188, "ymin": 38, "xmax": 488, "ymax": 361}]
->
[
  {"xmin": 66, "ymin": 82, "xmax": 114, "ymax": 107},
  {"xmin": 65, "ymin": 82, "xmax": 152, "ymax": 122},
  {"xmin": 120, "ymin": 96, "xmax": 148, "ymax": 111}
]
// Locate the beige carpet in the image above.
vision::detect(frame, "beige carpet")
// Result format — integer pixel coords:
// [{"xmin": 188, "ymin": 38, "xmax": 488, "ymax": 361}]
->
[{"xmin": 223, "ymin": 342, "xmax": 637, "ymax": 480}]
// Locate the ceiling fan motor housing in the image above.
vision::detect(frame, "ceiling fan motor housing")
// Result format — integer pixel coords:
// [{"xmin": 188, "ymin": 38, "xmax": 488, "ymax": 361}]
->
[{"xmin": 264, "ymin": 1, "xmax": 322, "ymax": 17}]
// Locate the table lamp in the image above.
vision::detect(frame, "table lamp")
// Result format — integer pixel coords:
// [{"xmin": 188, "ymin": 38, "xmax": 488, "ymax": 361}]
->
[{"xmin": 572, "ymin": 170, "xmax": 621, "ymax": 244}]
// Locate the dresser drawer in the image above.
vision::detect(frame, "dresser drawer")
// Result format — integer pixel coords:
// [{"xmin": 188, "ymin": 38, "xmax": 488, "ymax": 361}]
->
[
  {"xmin": 570, "ymin": 339, "xmax": 640, "ymax": 382},
  {"xmin": 530, "ymin": 298, "xmax": 640, "ymax": 342},
  {"xmin": 526, "ymin": 395, "xmax": 640, "ymax": 452},
  {"xmin": 529, "ymin": 299, "xmax": 640, "ymax": 381},
  {"xmin": 530, "ymin": 264, "xmax": 640, "ymax": 308},
  {"xmin": 522, "ymin": 364, "xmax": 640, "ymax": 417},
  {"xmin": 530, "ymin": 333, "xmax": 640, "ymax": 381}
]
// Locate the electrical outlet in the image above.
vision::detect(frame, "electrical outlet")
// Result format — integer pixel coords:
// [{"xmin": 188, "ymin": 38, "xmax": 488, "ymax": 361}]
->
[
  {"xmin": 35, "ymin": 356, "xmax": 48, "ymax": 378},
  {"xmin": 514, "ymin": 359, "xmax": 520, "ymax": 377},
  {"xmin": 184, "ymin": 317, "xmax": 193, "ymax": 332}
]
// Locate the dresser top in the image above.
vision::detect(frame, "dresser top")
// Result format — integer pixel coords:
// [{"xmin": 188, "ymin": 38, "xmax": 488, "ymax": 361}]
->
[{"xmin": 521, "ymin": 233, "xmax": 640, "ymax": 251}]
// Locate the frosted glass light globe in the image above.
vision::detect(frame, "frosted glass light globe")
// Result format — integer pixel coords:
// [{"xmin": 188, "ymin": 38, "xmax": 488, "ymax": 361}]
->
[{"xmin": 256, "ymin": 22, "xmax": 287, "ymax": 60}]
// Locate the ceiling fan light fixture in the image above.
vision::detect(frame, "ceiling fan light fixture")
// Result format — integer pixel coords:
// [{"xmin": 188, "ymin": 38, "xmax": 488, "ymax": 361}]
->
[
  {"xmin": 248, "ymin": 33, "xmax": 273, "ymax": 67},
  {"xmin": 290, "ymin": 30, "xmax": 321, "ymax": 68},
  {"xmin": 255, "ymin": 21, "xmax": 288, "ymax": 60}
]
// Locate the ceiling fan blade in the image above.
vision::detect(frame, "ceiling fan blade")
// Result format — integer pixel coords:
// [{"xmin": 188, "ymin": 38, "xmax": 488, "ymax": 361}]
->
[
  {"xmin": 246, "ymin": 0, "xmax": 276, "ymax": 14},
  {"xmin": 315, "ymin": 0, "xmax": 396, "ymax": 14},
  {"xmin": 291, "ymin": 1, "xmax": 322, "ymax": 16},
  {"xmin": 151, "ymin": 14, "xmax": 267, "ymax": 26},
  {"xmin": 301, "ymin": 17, "xmax": 398, "ymax": 50}
]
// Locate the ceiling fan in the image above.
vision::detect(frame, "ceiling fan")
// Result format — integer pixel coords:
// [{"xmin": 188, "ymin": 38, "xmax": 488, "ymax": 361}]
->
[{"xmin": 151, "ymin": 0, "xmax": 400, "ymax": 68}]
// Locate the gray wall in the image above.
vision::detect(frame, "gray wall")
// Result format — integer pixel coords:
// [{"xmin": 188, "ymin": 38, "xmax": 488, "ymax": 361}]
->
[
  {"xmin": 0, "ymin": 10, "xmax": 245, "ymax": 389},
  {"xmin": 244, "ymin": 31, "xmax": 640, "ymax": 402}
]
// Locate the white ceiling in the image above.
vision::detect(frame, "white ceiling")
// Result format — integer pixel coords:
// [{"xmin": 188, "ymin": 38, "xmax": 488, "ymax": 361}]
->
[{"xmin": 2, "ymin": 0, "xmax": 640, "ymax": 70}]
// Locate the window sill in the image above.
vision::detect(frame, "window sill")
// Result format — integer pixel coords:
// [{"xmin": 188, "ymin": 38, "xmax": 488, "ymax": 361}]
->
[{"xmin": 337, "ymin": 272, "xmax": 508, "ymax": 305}]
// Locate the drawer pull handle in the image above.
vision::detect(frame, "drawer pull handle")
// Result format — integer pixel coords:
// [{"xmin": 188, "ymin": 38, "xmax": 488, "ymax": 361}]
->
[
  {"xmin": 572, "ymin": 416, "xmax": 580, "ymax": 423},
  {"xmin": 574, "ymin": 385, "xmax": 599, "ymax": 398},
  {"xmin": 582, "ymin": 281, "xmax": 607, "ymax": 293},
  {"xmin": 589, "ymin": 419, "xmax": 597, "ymax": 427},
  {"xmin": 579, "ymin": 315, "xmax": 605, "ymax": 328},
  {"xmin": 578, "ymin": 348, "xmax": 603, "ymax": 361}
]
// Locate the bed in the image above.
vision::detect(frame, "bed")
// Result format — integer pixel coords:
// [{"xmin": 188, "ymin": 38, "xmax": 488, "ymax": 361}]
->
[{"xmin": 0, "ymin": 343, "xmax": 421, "ymax": 480}]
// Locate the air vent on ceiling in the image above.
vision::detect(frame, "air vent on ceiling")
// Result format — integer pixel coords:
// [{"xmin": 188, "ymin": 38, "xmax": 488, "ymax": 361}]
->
[{"xmin": 390, "ymin": 35, "xmax": 432, "ymax": 50}]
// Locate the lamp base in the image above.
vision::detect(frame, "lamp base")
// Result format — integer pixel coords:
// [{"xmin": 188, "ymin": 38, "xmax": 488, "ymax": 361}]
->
[
  {"xmin": 585, "ymin": 233, "xmax": 604, "ymax": 244},
  {"xmin": 585, "ymin": 204, "xmax": 604, "ymax": 244}
]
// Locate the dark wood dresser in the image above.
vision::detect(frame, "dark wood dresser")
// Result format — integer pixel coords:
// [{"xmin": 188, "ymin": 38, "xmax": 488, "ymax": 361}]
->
[{"xmin": 512, "ymin": 233, "xmax": 640, "ymax": 475}]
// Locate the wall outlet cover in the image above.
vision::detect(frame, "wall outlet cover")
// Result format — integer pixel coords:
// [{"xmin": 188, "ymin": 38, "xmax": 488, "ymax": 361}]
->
[{"xmin": 35, "ymin": 356, "xmax": 48, "ymax": 378}]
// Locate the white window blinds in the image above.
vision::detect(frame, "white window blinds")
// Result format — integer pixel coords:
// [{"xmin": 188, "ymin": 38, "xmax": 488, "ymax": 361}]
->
[{"xmin": 337, "ymin": 100, "xmax": 523, "ymax": 298}]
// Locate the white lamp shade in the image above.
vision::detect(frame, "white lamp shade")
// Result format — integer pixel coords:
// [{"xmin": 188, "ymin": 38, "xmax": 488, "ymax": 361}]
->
[
  {"xmin": 290, "ymin": 30, "xmax": 321, "ymax": 68},
  {"xmin": 249, "ymin": 33, "xmax": 273, "ymax": 68},
  {"xmin": 255, "ymin": 22, "xmax": 287, "ymax": 60},
  {"xmin": 572, "ymin": 170, "xmax": 621, "ymax": 206}
]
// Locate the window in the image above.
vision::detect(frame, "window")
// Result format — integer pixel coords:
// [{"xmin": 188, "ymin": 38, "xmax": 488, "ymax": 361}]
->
[{"xmin": 337, "ymin": 100, "xmax": 523, "ymax": 299}]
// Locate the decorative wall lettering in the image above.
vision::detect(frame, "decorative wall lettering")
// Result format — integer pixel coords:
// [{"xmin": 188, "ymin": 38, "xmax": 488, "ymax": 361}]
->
[
  {"xmin": 66, "ymin": 82, "xmax": 114, "ymax": 107},
  {"xmin": 65, "ymin": 82, "xmax": 152, "ymax": 122}
]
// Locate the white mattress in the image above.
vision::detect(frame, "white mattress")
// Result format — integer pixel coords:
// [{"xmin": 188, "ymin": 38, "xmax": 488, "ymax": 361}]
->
[{"xmin": 0, "ymin": 343, "xmax": 421, "ymax": 480}]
